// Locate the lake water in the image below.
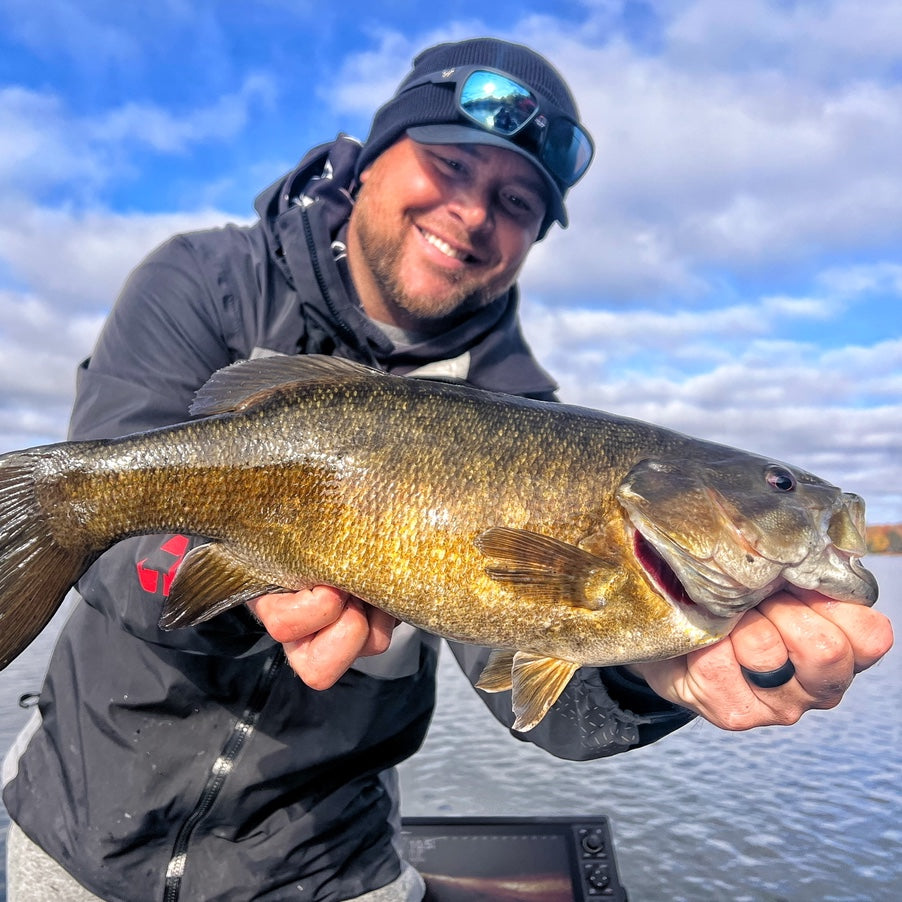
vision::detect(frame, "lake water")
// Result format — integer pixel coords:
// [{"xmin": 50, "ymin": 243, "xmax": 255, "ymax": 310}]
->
[{"xmin": 2, "ymin": 557, "xmax": 899, "ymax": 901}]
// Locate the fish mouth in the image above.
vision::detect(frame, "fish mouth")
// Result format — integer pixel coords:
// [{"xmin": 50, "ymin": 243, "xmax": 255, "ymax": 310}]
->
[
  {"xmin": 632, "ymin": 528, "xmax": 697, "ymax": 610},
  {"xmin": 627, "ymin": 508, "xmax": 877, "ymax": 619},
  {"xmin": 627, "ymin": 517, "xmax": 784, "ymax": 620},
  {"xmin": 618, "ymin": 458, "xmax": 879, "ymax": 617}
]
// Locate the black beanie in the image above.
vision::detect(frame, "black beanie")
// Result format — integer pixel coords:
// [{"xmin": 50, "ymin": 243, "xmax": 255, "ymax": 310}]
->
[{"xmin": 355, "ymin": 38, "xmax": 591, "ymax": 238}]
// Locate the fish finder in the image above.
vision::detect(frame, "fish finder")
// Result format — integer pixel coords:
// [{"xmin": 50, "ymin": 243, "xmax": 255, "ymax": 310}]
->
[{"xmin": 399, "ymin": 816, "xmax": 628, "ymax": 901}]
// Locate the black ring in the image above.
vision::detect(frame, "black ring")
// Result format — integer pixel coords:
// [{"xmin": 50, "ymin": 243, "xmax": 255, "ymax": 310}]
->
[{"xmin": 741, "ymin": 660, "xmax": 796, "ymax": 689}]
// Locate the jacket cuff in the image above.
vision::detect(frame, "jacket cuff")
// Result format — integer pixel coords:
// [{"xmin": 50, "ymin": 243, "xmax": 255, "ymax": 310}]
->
[{"xmin": 600, "ymin": 666, "xmax": 697, "ymax": 744}]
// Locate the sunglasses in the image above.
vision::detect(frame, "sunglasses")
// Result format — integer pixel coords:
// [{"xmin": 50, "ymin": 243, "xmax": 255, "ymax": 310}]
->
[{"xmin": 403, "ymin": 66, "xmax": 594, "ymax": 189}]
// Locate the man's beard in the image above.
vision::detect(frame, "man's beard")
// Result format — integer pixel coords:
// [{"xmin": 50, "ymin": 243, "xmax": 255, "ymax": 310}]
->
[{"xmin": 352, "ymin": 204, "xmax": 505, "ymax": 328}]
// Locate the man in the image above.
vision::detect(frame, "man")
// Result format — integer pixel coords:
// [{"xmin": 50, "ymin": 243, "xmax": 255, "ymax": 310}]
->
[{"xmin": 3, "ymin": 37, "xmax": 891, "ymax": 902}]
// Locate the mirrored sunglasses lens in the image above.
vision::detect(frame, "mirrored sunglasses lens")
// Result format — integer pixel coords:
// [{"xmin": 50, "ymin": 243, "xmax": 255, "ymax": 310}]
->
[
  {"xmin": 459, "ymin": 71, "xmax": 538, "ymax": 136},
  {"xmin": 543, "ymin": 118, "xmax": 594, "ymax": 185}
]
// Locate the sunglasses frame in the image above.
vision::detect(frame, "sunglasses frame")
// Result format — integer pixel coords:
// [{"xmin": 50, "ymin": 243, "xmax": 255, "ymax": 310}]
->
[{"xmin": 400, "ymin": 65, "xmax": 594, "ymax": 188}]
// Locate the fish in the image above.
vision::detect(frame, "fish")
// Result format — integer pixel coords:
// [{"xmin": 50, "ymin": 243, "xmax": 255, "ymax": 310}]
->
[{"xmin": 0, "ymin": 355, "xmax": 878, "ymax": 730}]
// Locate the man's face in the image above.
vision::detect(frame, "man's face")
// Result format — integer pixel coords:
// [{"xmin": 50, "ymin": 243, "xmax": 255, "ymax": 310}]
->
[{"xmin": 347, "ymin": 136, "xmax": 548, "ymax": 332}]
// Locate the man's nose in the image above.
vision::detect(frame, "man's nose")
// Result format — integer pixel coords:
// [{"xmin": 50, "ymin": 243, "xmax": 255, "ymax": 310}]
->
[{"xmin": 447, "ymin": 185, "xmax": 494, "ymax": 232}]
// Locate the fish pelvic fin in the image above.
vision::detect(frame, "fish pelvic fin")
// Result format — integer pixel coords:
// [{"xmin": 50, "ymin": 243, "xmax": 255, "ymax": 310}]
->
[
  {"xmin": 159, "ymin": 542, "xmax": 282, "ymax": 629},
  {"xmin": 475, "ymin": 649, "xmax": 516, "ymax": 693},
  {"xmin": 475, "ymin": 527, "xmax": 621, "ymax": 609},
  {"xmin": 0, "ymin": 450, "xmax": 93, "ymax": 670},
  {"xmin": 475, "ymin": 649, "xmax": 581, "ymax": 731}
]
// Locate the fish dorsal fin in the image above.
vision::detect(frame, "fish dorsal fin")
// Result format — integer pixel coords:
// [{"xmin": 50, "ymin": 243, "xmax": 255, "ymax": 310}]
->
[
  {"xmin": 159, "ymin": 543, "xmax": 283, "ymax": 629},
  {"xmin": 475, "ymin": 527, "xmax": 615, "ymax": 610},
  {"xmin": 190, "ymin": 354, "xmax": 382, "ymax": 417},
  {"xmin": 475, "ymin": 649, "xmax": 516, "ymax": 693},
  {"xmin": 508, "ymin": 652, "xmax": 580, "ymax": 732}
]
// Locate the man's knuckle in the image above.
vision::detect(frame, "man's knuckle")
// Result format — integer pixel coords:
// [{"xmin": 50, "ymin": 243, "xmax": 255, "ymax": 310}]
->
[{"xmin": 807, "ymin": 634, "xmax": 849, "ymax": 670}]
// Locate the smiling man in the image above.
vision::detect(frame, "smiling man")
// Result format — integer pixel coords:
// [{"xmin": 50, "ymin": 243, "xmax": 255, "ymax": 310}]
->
[
  {"xmin": 349, "ymin": 139, "xmax": 547, "ymax": 328},
  {"xmin": 3, "ymin": 37, "xmax": 891, "ymax": 902}
]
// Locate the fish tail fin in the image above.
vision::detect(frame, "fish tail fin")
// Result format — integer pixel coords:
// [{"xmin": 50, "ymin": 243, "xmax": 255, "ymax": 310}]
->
[{"xmin": 0, "ymin": 449, "xmax": 92, "ymax": 670}]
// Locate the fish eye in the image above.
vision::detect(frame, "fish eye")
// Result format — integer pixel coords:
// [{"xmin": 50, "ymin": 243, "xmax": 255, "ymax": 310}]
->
[{"xmin": 766, "ymin": 466, "xmax": 796, "ymax": 492}]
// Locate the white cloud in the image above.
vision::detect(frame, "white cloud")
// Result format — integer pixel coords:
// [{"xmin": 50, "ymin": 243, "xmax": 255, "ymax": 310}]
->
[
  {"xmin": 0, "ymin": 205, "xmax": 236, "ymax": 451},
  {"xmin": 667, "ymin": 0, "xmax": 902, "ymax": 78},
  {"xmin": 0, "ymin": 87, "xmax": 106, "ymax": 196},
  {"xmin": 0, "ymin": 205, "xmax": 232, "ymax": 309},
  {"xmin": 0, "ymin": 76, "xmax": 277, "ymax": 209},
  {"xmin": 516, "ymin": 279, "xmax": 902, "ymax": 522},
  {"xmin": 91, "ymin": 74, "xmax": 277, "ymax": 153},
  {"xmin": 0, "ymin": 0, "xmax": 145, "ymax": 71},
  {"xmin": 491, "ymin": 3, "xmax": 902, "ymax": 302}
]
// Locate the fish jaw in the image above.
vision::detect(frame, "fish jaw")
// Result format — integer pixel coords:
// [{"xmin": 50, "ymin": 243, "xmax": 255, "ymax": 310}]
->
[
  {"xmin": 781, "ymin": 493, "xmax": 878, "ymax": 603},
  {"xmin": 781, "ymin": 545, "xmax": 878, "ymax": 603},
  {"xmin": 617, "ymin": 457, "xmax": 879, "ymax": 618}
]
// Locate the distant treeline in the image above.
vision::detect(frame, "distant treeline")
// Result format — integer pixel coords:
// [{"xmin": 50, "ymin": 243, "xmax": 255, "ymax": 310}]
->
[{"xmin": 866, "ymin": 524, "xmax": 902, "ymax": 555}]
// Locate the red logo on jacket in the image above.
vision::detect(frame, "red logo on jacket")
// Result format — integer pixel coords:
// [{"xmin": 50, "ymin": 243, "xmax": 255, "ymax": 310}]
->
[{"xmin": 136, "ymin": 535, "xmax": 190, "ymax": 596}]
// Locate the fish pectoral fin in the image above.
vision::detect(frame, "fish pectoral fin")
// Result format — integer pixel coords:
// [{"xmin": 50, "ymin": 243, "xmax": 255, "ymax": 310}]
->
[
  {"xmin": 475, "ymin": 527, "xmax": 615, "ymax": 610},
  {"xmin": 475, "ymin": 649, "xmax": 516, "ymax": 693},
  {"xmin": 509, "ymin": 653, "xmax": 581, "ymax": 732},
  {"xmin": 159, "ymin": 543, "xmax": 282, "ymax": 629}
]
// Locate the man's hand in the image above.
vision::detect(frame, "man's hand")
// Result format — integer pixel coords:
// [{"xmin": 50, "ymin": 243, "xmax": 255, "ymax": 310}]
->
[
  {"xmin": 248, "ymin": 588, "xmax": 398, "ymax": 689},
  {"xmin": 630, "ymin": 590, "xmax": 893, "ymax": 730}
]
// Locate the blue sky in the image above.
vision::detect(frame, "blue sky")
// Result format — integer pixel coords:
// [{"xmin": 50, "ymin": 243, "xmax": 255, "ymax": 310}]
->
[{"xmin": 0, "ymin": 0, "xmax": 900, "ymax": 522}]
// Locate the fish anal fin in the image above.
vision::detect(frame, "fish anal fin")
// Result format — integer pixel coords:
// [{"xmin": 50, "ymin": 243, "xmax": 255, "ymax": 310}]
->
[
  {"xmin": 475, "ymin": 649, "xmax": 516, "ymax": 693},
  {"xmin": 475, "ymin": 527, "xmax": 620, "ymax": 610},
  {"xmin": 509, "ymin": 653, "xmax": 580, "ymax": 732},
  {"xmin": 190, "ymin": 354, "xmax": 380, "ymax": 417},
  {"xmin": 160, "ymin": 543, "xmax": 282, "ymax": 629}
]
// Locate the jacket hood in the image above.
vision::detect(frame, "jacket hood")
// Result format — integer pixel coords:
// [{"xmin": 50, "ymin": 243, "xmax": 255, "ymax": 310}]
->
[{"xmin": 254, "ymin": 134, "xmax": 361, "ymax": 240}]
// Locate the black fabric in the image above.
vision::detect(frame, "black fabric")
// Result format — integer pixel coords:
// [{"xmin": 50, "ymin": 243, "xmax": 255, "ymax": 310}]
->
[{"xmin": 3, "ymin": 135, "xmax": 691, "ymax": 901}]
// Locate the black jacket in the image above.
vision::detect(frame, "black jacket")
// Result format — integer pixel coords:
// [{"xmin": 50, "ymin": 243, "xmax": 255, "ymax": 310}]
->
[{"xmin": 3, "ymin": 136, "xmax": 693, "ymax": 901}]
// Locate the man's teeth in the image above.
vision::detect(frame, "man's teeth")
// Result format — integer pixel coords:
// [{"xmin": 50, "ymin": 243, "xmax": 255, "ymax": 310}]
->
[{"xmin": 423, "ymin": 230, "xmax": 467, "ymax": 260}]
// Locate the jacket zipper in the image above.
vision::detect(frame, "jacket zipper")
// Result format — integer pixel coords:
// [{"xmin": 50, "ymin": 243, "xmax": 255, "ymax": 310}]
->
[
  {"xmin": 163, "ymin": 650, "xmax": 283, "ymax": 902},
  {"xmin": 299, "ymin": 205, "xmax": 358, "ymax": 347}
]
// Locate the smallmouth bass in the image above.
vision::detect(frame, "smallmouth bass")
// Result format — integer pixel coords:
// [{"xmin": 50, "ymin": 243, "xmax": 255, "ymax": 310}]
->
[{"xmin": 0, "ymin": 355, "xmax": 878, "ymax": 730}]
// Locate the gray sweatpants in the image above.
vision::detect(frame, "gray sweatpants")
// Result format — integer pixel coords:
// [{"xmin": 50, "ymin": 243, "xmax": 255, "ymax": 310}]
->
[{"xmin": 5, "ymin": 822, "xmax": 424, "ymax": 901}]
